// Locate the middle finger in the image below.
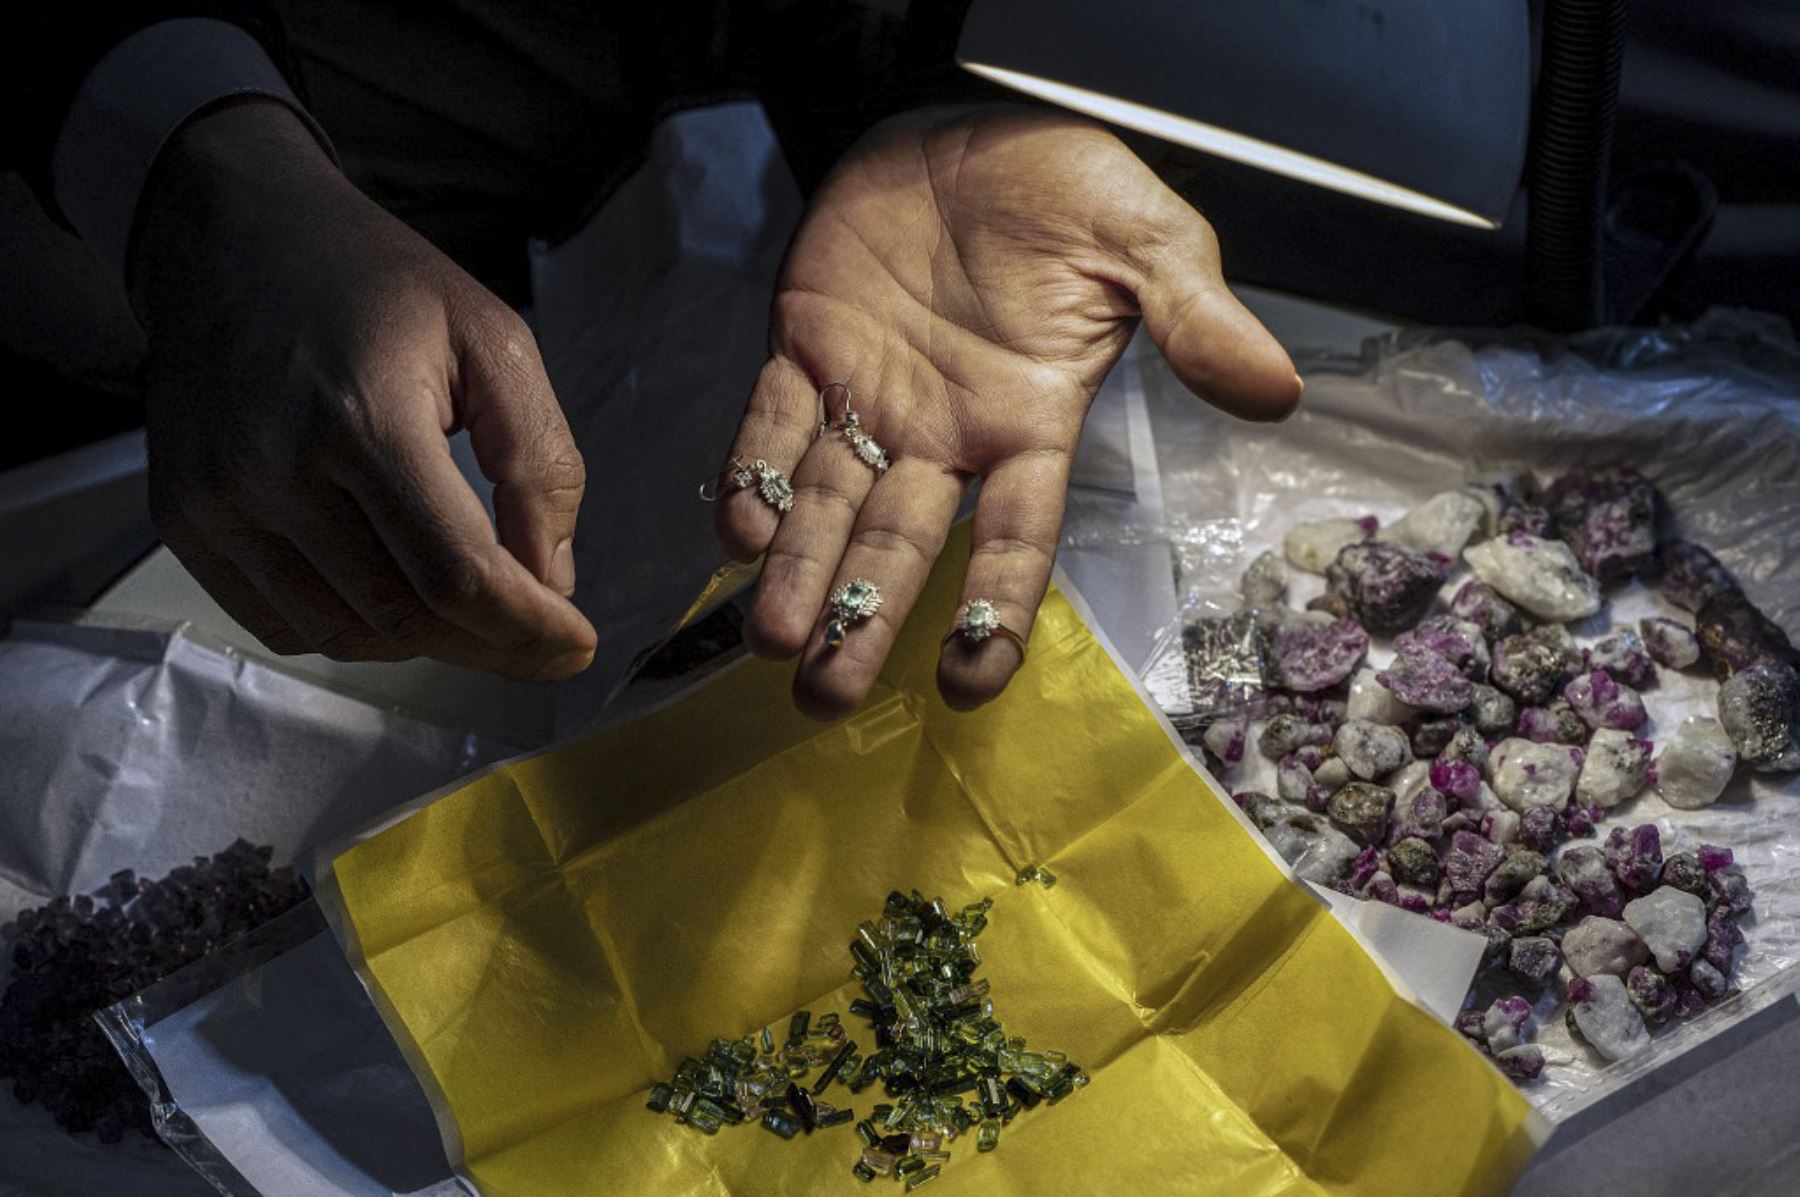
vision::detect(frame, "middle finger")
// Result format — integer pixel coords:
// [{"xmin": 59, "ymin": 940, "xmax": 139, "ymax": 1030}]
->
[{"xmin": 742, "ymin": 384, "xmax": 891, "ymax": 658}]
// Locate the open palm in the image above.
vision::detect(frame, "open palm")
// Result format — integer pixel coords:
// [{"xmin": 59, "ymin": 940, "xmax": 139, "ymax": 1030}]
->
[{"xmin": 716, "ymin": 105, "xmax": 1300, "ymax": 719}]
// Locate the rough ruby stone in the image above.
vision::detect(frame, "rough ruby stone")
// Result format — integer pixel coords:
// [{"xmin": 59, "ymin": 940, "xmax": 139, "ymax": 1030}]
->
[
  {"xmin": 1395, "ymin": 616, "xmax": 1490, "ymax": 682},
  {"xmin": 1268, "ymin": 618, "xmax": 1370, "ymax": 693},
  {"xmin": 1325, "ymin": 541, "xmax": 1453, "ymax": 633},
  {"xmin": 1697, "ymin": 844, "xmax": 1735, "ymax": 872},
  {"xmin": 1379, "ymin": 646, "xmax": 1475, "ymax": 714},
  {"xmin": 1518, "ymin": 805, "xmax": 1567, "ymax": 853},
  {"xmin": 1429, "ymin": 759, "xmax": 1481, "ymax": 803},
  {"xmin": 1657, "ymin": 540, "xmax": 1737, "ymax": 613},
  {"xmin": 1604, "ymin": 825, "xmax": 1664, "ymax": 893},
  {"xmin": 1543, "ymin": 466, "xmax": 1659, "ymax": 582},
  {"xmin": 1445, "ymin": 831, "xmax": 1505, "ymax": 903}
]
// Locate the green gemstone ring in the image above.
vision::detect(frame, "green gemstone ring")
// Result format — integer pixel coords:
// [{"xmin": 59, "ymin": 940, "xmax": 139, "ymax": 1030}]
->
[
  {"xmin": 945, "ymin": 598, "xmax": 1028, "ymax": 661},
  {"xmin": 825, "ymin": 578, "xmax": 883, "ymax": 648}
]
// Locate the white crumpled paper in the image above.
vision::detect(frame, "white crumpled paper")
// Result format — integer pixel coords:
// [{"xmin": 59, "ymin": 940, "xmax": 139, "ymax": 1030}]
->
[{"xmin": 1128, "ymin": 309, "xmax": 1800, "ymax": 1117}]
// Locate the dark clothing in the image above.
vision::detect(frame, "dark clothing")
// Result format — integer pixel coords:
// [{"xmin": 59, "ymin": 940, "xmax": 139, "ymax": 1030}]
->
[
  {"xmin": 3, "ymin": 1, "xmax": 1796, "ymax": 322},
  {"xmin": 2, "ymin": 2, "xmax": 985, "ymax": 306}
]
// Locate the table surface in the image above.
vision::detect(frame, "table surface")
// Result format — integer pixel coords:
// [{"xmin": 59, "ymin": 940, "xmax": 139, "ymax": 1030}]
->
[{"xmin": 75, "ymin": 285, "xmax": 1799, "ymax": 1194}]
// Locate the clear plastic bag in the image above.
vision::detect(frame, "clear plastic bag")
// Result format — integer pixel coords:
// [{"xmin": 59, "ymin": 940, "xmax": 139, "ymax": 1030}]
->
[{"xmin": 1118, "ymin": 309, "xmax": 1800, "ymax": 1117}]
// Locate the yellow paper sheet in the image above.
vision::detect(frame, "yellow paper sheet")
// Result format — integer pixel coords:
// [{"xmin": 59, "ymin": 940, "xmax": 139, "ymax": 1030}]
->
[{"xmin": 321, "ymin": 527, "xmax": 1536, "ymax": 1195}]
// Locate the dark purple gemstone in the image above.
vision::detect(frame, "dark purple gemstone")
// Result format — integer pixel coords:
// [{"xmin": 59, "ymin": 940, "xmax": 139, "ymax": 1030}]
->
[
  {"xmin": 1518, "ymin": 805, "xmax": 1567, "ymax": 853},
  {"xmin": 1429, "ymin": 759, "xmax": 1481, "ymax": 803},
  {"xmin": 1324, "ymin": 541, "xmax": 1453, "ymax": 633},
  {"xmin": 1604, "ymin": 824, "xmax": 1663, "ymax": 893},
  {"xmin": 1268, "ymin": 618, "xmax": 1370, "ymax": 693},
  {"xmin": 1380, "ymin": 644, "xmax": 1475, "ymax": 713},
  {"xmin": 1449, "ymin": 580, "xmax": 1522, "ymax": 642},
  {"xmin": 1656, "ymin": 540, "xmax": 1737, "ymax": 613},
  {"xmin": 1697, "ymin": 844, "xmax": 1735, "ymax": 872},
  {"xmin": 1444, "ymin": 831, "xmax": 1505, "ymax": 903}
]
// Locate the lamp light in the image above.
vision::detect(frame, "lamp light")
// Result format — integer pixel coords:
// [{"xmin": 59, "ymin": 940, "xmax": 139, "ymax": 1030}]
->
[{"xmin": 957, "ymin": 0, "xmax": 1532, "ymax": 231}]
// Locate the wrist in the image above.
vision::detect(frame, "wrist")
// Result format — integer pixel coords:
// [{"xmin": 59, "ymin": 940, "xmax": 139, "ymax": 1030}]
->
[
  {"xmin": 129, "ymin": 99, "xmax": 343, "ymax": 319},
  {"xmin": 156, "ymin": 98, "xmax": 336, "ymax": 184}
]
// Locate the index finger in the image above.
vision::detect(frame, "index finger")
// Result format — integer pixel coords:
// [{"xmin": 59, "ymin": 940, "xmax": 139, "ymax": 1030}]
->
[
  {"xmin": 936, "ymin": 448, "xmax": 1071, "ymax": 710},
  {"xmin": 331, "ymin": 416, "xmax": 597, "ymax": 679}
]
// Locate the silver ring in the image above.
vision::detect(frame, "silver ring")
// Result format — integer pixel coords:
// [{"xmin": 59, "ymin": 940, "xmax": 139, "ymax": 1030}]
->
[
  {"xmin": 699, "ymin": 456, "xmax": 794, "ymax": 513},
  {"xmin": 825, "ymin": 578, "xmax": 883, "ymax": 648},
  {"xmin": 943, "ymin": 598, "xmax": 1028, "ymax": 660},
  {"xmin": 819, "ymin": 383, "xmax": 889, "ymax": 474}
]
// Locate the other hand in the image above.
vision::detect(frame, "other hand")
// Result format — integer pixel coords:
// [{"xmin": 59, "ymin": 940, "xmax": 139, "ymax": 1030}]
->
[{"xmin": 133, "ymin": 101, "xmax": 595, "ymax": 679}]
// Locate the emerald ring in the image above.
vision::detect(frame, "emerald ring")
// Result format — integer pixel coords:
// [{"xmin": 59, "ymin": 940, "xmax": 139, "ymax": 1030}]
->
[
  {"xmin": 944, "ymin": 598, "xmax": 1028, "ymax": 661},
  {"xmin": 825, "ymin": 578, "xmax": 883, "ymax": 648}
]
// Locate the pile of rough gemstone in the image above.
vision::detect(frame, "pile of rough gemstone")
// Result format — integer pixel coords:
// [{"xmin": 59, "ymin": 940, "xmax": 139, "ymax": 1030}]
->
[
  {"xmin": 1178, "ymin": 466, "xmax": 1796, "ymax": 1078},
  {"xmin": 645, "ymin": 889, "xmax": 1085, "ymax": 1186},
  {"xmin": 0, "ymin": 840, "xmax": 308, "ymax": 1141}
]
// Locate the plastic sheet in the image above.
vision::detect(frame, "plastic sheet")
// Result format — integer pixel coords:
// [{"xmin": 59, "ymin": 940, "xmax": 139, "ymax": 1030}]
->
[
  {"xmin": 0, "ymin": 619, "xmax": 511, "ymax": 923},
  {"xmin": 1131, "ymin": 310, "xmax": 1800, "ymax": 1116},
  {"xmin": 0, "ymin": 619, "xmax": 506, "ymax": 1194},
  {"xmin": 318, "ymin": 522, "xmax": 1536, "ymax": 1197},
  {"xmin": 96, "ymin": 901, "xmax": 464, "ymax": 1197}
]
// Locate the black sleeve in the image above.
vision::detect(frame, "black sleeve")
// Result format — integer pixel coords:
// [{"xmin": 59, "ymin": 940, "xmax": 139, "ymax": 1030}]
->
[
  {"xmin": 0, "ymin": 2, "xmax": 298, "ymax": 223},
  {"xmin": 742, "ymin": 0, "xmax": 1007, "ymax": 194}
]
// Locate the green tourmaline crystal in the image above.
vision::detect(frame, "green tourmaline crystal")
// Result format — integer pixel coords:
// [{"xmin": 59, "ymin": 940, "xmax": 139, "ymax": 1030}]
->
[
  {"xmin": 643, "ymin": 887, "xmax": 1084, "ymax": 1179},
  {"xmin": 905, "ymin": 1164, "xmax": 942, "ymax": 1190},
  {"xmin": 760, "ymin": 1108, "xmax": 801, "ymax": 1140}
]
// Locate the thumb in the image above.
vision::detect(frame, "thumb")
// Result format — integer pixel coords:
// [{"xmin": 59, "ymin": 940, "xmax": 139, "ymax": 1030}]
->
[
  {"xmin": 1131, "ymin": 204, "xmax": 1303, "ymax": 423},
  {"xmin": 452, "ymin": 306, "xmax": 585, "ymax": 597}
]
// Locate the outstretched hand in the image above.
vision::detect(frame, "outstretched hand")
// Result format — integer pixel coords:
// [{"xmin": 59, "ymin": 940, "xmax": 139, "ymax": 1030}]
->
[{"xmin": 716, "ymin": 105, "xmax": 1300, "ymax": 718}]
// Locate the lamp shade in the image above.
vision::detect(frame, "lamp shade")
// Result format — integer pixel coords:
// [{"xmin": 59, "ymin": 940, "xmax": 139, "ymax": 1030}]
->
[{"xmin": 957, "ymin": 0, "xmax": 1531, "ymax": 229}]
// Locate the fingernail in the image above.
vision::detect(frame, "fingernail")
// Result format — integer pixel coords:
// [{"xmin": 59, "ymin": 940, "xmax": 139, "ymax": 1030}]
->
[
  {"xmin": 1274, "ymin": 373, "xmax": 1305, "ymax": 423},
  {"xmin": 549, "ymin": 538, "xmax": 576, "ymax": 595},
  {"xmin": 536, "ymin": 644, "xmax": 595, "ymax": 680}
]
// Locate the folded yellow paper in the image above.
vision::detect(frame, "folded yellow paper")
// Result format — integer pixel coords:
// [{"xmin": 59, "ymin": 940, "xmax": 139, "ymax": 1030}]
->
[{"xmin": 321, "ymin": 527, "xmax": 1535, "ymax": 1195}]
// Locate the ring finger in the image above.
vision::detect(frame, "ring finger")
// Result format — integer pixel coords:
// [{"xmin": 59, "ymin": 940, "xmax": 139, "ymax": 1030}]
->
[{"xmin": 792, "ymin": 456, "xmax": 965, "ymax": 720}]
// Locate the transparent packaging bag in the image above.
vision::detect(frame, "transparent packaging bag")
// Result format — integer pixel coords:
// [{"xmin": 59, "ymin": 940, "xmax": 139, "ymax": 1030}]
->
[{"xmin": 1121, "ymin": 309, "xmax": 1800, "ymax": 1115}]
